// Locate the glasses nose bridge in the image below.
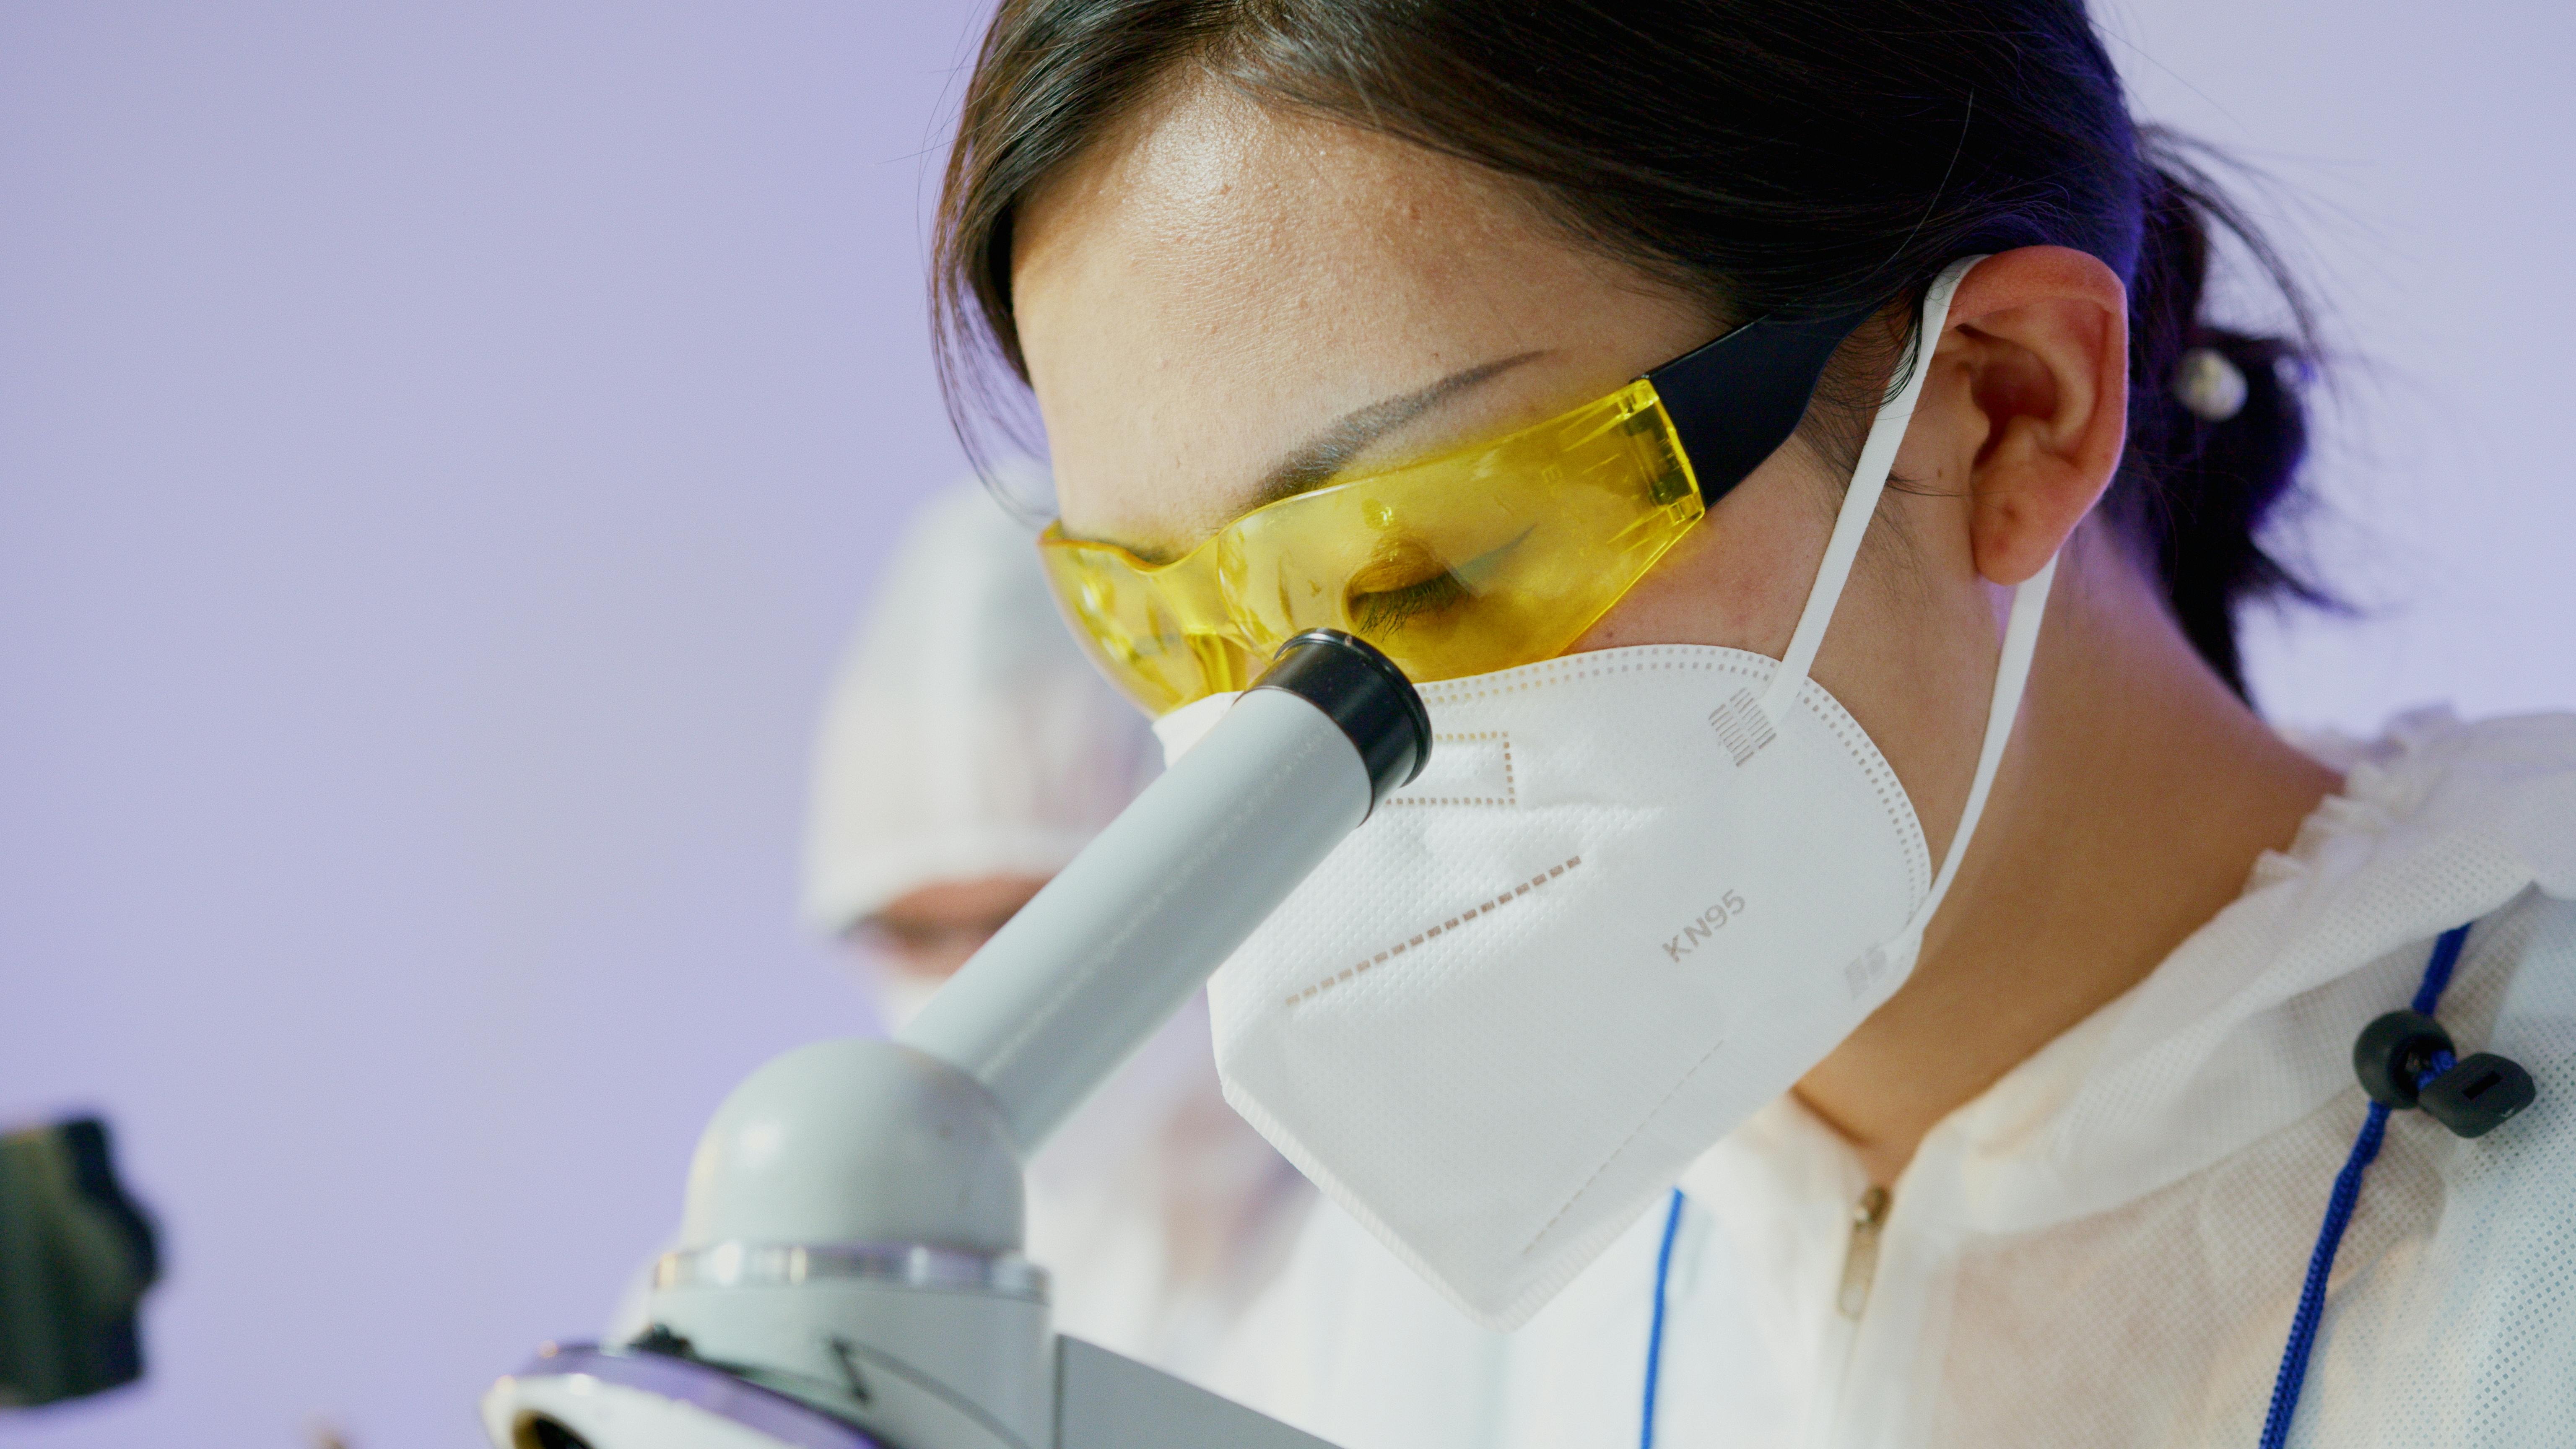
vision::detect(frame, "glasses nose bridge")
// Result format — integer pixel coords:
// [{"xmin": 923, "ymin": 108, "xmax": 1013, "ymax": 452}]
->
[
  {"xmin": 1140, "ymin": 540, "xmax": 1268, "ymax": 706},
  {"xmin": 1215, "ymin": 507, "xmax": 1376, "ymax": 652},
  {"xmin": 1173, "ymin": 532, "xmax": 1249, "ymax": 633}
]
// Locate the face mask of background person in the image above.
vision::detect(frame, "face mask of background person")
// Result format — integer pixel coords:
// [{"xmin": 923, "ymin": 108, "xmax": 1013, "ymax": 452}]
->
[{"xmin": 798, "ymin": 481, "xmax": 1313, "ymax": 1385}]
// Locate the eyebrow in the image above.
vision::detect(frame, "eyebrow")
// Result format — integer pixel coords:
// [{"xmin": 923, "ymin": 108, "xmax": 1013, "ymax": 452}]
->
[{"xmin": 1247, "ymin": 351, "xmax": 1549, "ymax": 508}]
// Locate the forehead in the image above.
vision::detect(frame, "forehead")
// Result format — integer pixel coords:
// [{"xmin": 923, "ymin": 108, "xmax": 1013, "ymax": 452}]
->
[
  {"xmin": 1010, "ymin": 80, "xmax": 1693, "ymax": 553},
  {"xmin": 1017, "ymin": 82, "xmax": 1529, "ymax": 335}
]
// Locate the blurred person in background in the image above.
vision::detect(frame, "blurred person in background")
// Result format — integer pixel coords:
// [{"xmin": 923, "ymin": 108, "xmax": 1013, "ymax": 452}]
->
[{"xmin": 800, "ymin": 480, "xmax": 1314, "ymax": 1384}]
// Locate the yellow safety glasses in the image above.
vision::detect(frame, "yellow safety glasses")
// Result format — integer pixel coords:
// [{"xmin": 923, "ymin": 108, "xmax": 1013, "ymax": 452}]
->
[{"xmin": 1039, "ymin": 309, "xmax": 1870, "ymax": 715}]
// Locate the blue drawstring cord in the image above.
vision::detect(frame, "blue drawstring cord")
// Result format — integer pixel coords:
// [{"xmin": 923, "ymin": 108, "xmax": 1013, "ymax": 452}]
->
[
  {"xmin": 1639, "ymin": 1187, "xmax": 1686, "ymax": 1449},
  {"xmin": 2258, "ymin": 922, "xmax": 2473, "ymax": 1449}
]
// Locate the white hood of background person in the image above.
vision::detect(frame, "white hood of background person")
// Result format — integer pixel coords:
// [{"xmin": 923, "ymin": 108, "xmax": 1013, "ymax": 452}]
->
[
  {"xmin": 1215, "ymin": 707, "xmax": 2576, "ymax": 1449},
  {"xmin": 802, "ymin": 471, "xmax": 1159, "ymax": 943},
  {"xmin": 798, "ymin": 474, "xmax": 1311, "ymax": 1382}
]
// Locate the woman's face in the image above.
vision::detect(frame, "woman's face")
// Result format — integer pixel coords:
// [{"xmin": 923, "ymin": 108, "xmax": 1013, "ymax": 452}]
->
[{"xmin": 1013, "ymin": 82, "xmax": 2006, "ymax": 854}]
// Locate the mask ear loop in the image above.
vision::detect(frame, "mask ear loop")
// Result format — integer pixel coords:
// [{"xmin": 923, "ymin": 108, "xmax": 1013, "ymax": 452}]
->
[
  {"xmin": 1908, "ymin": 553, "xmax": 2055, "ymax": 939},
  {"xmin": 1752, "ymin": 255, "xmax": 2060, "ymax": 944},
  {"xmin": 1758, "ymin": 255, "xmax": 1983, "ymax": 719}
]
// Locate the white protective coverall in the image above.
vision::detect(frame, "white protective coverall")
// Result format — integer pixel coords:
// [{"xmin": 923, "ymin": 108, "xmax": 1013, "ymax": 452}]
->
[
  {"xmin": 804, "ymin": 481, "xmax": 1314, "ymax": 1384},
  {"xmin": 1221, "ymin": 709, "xmax": 2576, "ymax": 1447}
]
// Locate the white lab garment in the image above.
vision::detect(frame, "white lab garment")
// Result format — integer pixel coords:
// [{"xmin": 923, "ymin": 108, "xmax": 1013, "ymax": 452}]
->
[
  {"xmin": 800, "ymin": 480, "xmax": 1312, "ymax": 1384},
  {"xmin": 1220, "ymin": 709, "xmax": 2576, "ymax": 1446}
]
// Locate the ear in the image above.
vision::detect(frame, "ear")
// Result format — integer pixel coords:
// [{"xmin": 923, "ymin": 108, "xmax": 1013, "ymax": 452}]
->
[{"xmin": 1901, "ymin": 247, "xmax": 2129, "ymax": 587}]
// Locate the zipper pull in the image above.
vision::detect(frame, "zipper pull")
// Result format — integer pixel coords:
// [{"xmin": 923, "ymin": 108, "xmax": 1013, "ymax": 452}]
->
[{"xmin": 1836, "ymin": 1186, "xmax": 1890, "ymax": 1320}]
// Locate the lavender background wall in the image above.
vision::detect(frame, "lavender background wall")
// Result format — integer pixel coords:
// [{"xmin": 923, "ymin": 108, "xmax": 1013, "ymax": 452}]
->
[
  {"xmin": 2109, "ymin": 3, "xmax": 2576, "ymax": 726},
  {"xmin": 1, "ymin": 3, "xmax": 2567, "ymax": 1445},
  {"xmin": 0, "ymin": 6, "xmax": 985, "ymax": 1444}
]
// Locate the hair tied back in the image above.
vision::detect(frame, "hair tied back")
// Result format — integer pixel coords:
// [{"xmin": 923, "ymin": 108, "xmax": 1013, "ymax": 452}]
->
[{"xmin": 2174, "ymin": 345, "xmax": 2250, "ymax": 422}]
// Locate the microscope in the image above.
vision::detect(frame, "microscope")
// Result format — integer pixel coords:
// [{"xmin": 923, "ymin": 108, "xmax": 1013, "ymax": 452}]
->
[{"xmin": 479, "ymin": 630, "xmax": 1428, "ymax": 1449}]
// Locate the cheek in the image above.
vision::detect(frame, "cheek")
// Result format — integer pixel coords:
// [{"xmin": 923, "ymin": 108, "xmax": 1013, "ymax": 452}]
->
[{"xmin": 1566, "ymin": 460, "xmax": 1835, "ymax": 659}]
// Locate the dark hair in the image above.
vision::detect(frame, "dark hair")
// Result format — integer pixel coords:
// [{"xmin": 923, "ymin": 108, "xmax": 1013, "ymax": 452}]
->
[{"xmin": 932, "ymin": 0, "xmax": 2328, "ymax": 699}]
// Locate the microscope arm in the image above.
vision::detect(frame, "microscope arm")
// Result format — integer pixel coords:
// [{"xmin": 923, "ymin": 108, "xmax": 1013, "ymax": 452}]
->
[
  {"xmin": 897, "ymin": 662, "xmax": 1389, "ymax": 1153},
  {"xmin": 482, "ymin": 633, "xmax": 1426, "ymax": 1449}
]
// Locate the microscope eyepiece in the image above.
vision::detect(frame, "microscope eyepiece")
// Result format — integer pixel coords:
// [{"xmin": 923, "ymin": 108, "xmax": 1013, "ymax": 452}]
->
[{"xmin": 1252, "ymin": 630, "xmax": 1432, "ymax": 805}]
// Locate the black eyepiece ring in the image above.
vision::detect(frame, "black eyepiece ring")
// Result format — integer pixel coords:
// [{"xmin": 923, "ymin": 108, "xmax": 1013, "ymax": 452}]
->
[{"xmin": 1251, "ymin": 630, "xmax": 1432, "ymax": 808}]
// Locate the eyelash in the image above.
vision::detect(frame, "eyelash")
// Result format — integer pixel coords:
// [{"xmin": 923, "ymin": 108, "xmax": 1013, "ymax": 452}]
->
[
  {"xmin": 1345, "ymin": 525, "xmax": 1535, "ymax": 635},
  {"xmin": 1353, "ymin": 569, "xmax": 1472, "ymax": 634}
]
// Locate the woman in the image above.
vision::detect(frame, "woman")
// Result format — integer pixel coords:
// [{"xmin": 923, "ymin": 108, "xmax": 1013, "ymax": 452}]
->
[{"xmin": 932, "ymin": 2, "xmax": 2576, "ymax": 1443}]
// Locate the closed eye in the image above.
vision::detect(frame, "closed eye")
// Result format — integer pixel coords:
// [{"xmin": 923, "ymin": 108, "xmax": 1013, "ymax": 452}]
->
[
  {"xmin": 1353, "ymin": 568, "xmax": 1470, "ymax": 634},
  {"xmin": 1345, "ymin": 526, "xmax": 1535, "ymax": 636}
]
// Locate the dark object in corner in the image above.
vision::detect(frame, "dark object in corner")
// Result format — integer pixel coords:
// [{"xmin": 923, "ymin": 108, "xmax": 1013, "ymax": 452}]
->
[{"xmin": 0, "ymin": 1116, "xmax": 161, "ymax": 1408}]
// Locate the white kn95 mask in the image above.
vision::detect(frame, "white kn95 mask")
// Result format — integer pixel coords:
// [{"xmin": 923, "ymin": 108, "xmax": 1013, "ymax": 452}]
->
[{"xmin": 1165, "ymin": 259, "xmax": 2061, "ymax": 1330}]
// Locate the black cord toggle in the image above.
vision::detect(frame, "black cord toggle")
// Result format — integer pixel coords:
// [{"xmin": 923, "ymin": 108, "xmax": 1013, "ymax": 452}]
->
[{"xmin": 2353, "ymin": 1009, "xmax": 2536, "ymax": 1138}]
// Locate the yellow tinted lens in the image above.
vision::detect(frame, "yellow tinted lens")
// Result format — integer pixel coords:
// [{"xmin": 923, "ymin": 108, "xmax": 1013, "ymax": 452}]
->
[
  {"xmin": 1037, "ymin": 532, "xmax": 1258, "ymax": 717},
  {"xmin": 1039, "ymin": 379, "xmax": 1704, "ymax": 714},
  {"xmin": 1222, "ymin": 381, "xmax": 1702, "ymax": 686}
]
